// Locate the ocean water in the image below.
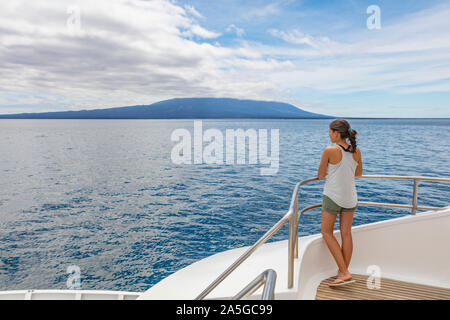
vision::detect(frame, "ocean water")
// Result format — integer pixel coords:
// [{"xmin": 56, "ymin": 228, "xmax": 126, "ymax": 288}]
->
[{"xmin": 0, "ymin": 118, "xmax": 449, "ymax": 292}]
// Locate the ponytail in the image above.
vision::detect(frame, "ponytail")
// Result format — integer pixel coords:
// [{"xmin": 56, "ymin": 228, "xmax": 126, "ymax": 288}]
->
[{"xmin": 347, "ymin": 128, "xmax": 357, "ymax": 153}]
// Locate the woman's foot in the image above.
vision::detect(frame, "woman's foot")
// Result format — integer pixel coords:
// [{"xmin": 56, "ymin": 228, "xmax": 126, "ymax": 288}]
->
[
  {"xmin": 329, "ymin": 271, "xmax": 355, "ymax": 286},
  {"xmin": 332, "ymin": 270, "xmax": 353, "ymax": 283}
]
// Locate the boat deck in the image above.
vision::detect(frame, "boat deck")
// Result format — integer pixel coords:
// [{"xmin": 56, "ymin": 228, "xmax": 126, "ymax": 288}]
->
[{"xmin": 316, "ymin": 274, "xmax": 450, "ymax": 300}]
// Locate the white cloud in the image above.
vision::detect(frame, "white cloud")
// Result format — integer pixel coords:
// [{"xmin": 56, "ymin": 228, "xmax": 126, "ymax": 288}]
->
[
  {"xmin": 0, "ymin": 0, "xmax": 289, "ymax": 113},
  {"xmin": 226, "ymin": 24, "xmax": 245, "ymax": 37},
  {"xmin": 263, "ymin": 2, "xmax": 450, "ymax": 94},
  {"xmin": 268, "ymin": 28, "xmax": 340, "ymax": 55},
  {"xmin": 183, "ymin": 24, "xmax": 221, "ymax": 39},
  {"xmin": 184, "ymin": 4, "xmax": 203, "ymax": 19},
  {"xmin": 395, "ymin": 82, "xmax": 450, "ymax": 94},
  {"xmin": 244, "ymin": 3, "xmax": 282, "ymax": 19}
]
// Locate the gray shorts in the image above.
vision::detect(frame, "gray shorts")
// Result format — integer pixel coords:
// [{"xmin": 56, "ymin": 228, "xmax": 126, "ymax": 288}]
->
[{"xmin": 322, "ymin": 194, "xmax": 357, "ymax": 214}]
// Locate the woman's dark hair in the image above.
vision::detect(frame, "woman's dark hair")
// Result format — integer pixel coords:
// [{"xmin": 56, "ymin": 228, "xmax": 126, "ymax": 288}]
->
[{"xmin": 329, "ymin": 119, "xmax": 357, "ymax": 153}]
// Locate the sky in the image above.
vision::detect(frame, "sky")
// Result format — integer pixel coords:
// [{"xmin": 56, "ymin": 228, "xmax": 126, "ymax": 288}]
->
[{"xmin": 0, "ymin": 0, "xmax": 449, "ymax": 117}]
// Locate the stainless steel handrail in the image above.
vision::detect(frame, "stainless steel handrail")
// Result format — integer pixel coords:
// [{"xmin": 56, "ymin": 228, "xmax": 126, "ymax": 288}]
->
[
  {"xmin": 300, "ymin": 175, "xmax": 450, "ymax": 215},
  {"xmin": 194, "ymin": 182, "xmax": 300, "ymax": 300},
  {"xmin": 195, "ymin": 174, "xmax": 450, "ymax": 300},
  {"xmin": 232, "ymin": 269, "xmax": 277, "ymax": 300},
  {"xmin": 355, "ymin": 175, "xmax": 449, "ymax": 215}
]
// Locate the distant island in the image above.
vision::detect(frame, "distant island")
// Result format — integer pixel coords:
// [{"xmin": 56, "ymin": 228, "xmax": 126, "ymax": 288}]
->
[{"xmin": 0, "ymin": 98, "xmax": 333, "ymax": 119}]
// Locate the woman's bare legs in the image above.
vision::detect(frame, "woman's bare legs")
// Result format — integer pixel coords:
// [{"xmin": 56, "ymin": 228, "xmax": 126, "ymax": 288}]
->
[
  {"xmin": 340, "ymin": 210, "xmax": 354, "ymax": 268},
  {"xmin": 337, "ymin": 210, "xmax": 355, "ymax": 280},
  {"xmin": 321, "ymin": 210, "xmax": 352, "ymax": 281}
]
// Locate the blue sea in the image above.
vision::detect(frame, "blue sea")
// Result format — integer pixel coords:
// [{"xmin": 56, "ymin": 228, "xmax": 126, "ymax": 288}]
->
[{"xmin": 0, "ymin": 118, "xmax": 449, "ymax": 292}]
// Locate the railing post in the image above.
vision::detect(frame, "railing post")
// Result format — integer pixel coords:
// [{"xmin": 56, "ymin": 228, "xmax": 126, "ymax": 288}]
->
[
  {"xmin": 288, "ymin": 212, "xmax": 295, "ymax": 289},
  {"xmin": 294, "ymin": 191, "xmax": 299, "ymax": 259},
  {"xmin": 412, "ymin": 179, "xmax": 419, "ymax": 215},
  {"xmin": 232, "ymin": 269, "xmax": 277, "ymax": 300},
  {"xmin": 262, "ymin": 269, "xmax": 277, "ymax": 300}
]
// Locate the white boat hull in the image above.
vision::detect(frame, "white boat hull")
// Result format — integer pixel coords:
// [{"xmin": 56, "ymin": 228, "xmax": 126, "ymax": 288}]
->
[{"xmin": 139, "ymin": 206, "xmax": 450, "ymax": 300}]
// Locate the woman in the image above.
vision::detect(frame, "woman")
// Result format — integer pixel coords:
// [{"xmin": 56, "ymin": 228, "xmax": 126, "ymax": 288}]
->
[{"xmin": 317, "ymin": 119, "xmax": 363, "ymax": 286}]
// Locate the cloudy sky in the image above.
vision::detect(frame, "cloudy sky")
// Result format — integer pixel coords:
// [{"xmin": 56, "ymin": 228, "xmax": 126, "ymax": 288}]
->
[{"xmin": 0, "ymin": 0, "xmax": 449, "ymax": 117}]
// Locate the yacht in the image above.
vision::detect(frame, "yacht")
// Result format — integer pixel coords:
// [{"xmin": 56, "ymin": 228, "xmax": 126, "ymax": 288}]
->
[{"xmin": 1, "ymin": 175, "xmax": 449, "ymax": 300}]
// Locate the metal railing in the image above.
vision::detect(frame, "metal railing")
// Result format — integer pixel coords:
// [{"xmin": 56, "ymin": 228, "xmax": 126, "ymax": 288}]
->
[
  {"xmin": 194, "ymin": 182, "xmax": 300, "ymax": 300},
  {"xmin": 232, "ymin": 269, "xmax": 277, "ymax": 300},
  {"xmin": 195, "ymin": 174, "xmax": 450, "ymax": 300}
]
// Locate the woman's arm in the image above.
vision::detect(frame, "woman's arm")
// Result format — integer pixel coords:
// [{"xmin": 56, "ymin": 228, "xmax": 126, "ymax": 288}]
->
[
  {"xmin": 317, "ymin": 147, "xmax": 330, "ymax": 180},
  {"xmin": 355, "ymin": 147, "xmax": 363, "ymax": 177}
]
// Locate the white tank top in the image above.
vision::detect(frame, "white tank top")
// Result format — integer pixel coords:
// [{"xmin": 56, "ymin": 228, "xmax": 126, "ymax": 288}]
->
[{"xmin": 323, "ymin": 144, "xmax": 358, "ymax": 208}]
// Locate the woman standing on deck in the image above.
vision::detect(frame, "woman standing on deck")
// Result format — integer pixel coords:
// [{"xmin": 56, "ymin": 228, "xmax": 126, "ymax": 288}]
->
[{"xmin": 317, "ymin": 119, "xmax": 363, "ymax": 286}]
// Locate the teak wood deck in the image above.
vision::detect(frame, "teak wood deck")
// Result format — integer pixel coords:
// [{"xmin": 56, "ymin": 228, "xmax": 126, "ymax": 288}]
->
[{"xmin": 315, "ymin": 274, "xmax": 450, "ymax": 300}]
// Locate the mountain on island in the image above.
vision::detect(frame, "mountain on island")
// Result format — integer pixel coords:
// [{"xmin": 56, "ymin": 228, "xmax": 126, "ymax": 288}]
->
[{"xmin": 0, "ymin": 97, "xmax": 332, "ymax": 119}]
